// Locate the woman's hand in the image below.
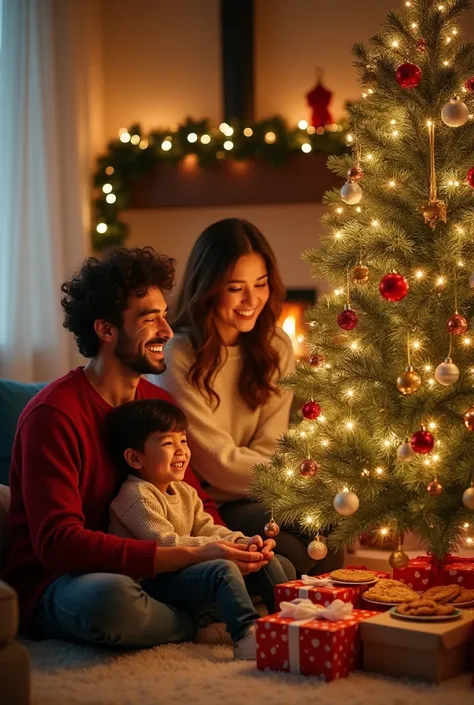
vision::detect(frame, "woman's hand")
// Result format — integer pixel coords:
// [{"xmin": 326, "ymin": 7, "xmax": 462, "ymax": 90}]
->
[{"xmin": 247, "ymin": 535, "xmax": 275, "ymax": 560}]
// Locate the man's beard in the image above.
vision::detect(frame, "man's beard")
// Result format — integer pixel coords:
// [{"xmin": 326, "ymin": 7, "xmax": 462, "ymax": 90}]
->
[{"xmin": 115, "ymin": 328, "xmax": 166, "ymax": 376}]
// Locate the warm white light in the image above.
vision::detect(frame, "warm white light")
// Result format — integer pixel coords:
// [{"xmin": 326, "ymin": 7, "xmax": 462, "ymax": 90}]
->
[
  {"xmin": 361, "ymin": 469, "xmax": 370, "ymax": 477},
  {"xmin": 139, "ymin": 139, "xmax": 148, "ymax": 150},
  {"xmin": 130, "ymin": 134, "xmax": 140, "ymax": 145},
  {"xmin": 106, "ymin": 194, "xmax": 116, "ymax": 204},
  {"xmin": 346, "ymin": 421, "xmax": 355, "ymax": 430},
  {"xmin": 424, "ymin": 459, "xmax": 431, "ymax": 466},
  {"xmin": 427, "ymin": 120, "xmax": 433, "ymax": 127},
  {"xmin": 318, "ymin": 415, "xmax": 326, "ymax": 423},
  {"xmin": 300, "ymin": 431, "xmax": 307, "ymax": 438},
  {"xmin": 463, "ymin": 337, "xmax": 472, "ymax": 346},
  {"xmin": 334, "ymin": 231, "xmax": 342, "ymax": 239},
  {"xmin": 458, "ymin": 260, "xmax": 465, "ymax": 267},
  {"xmin": 347, "ymin": 134, "xmax": 354, "ymax": 143},
  {"xmin": 443, "ymin": 60, "xmax": 450, "ymax": 67},
  {"xmin": 243, "ymin": 127, "xmax": 253, "ymax": 137},
  {"xmin": 105, "ymin": 166, "xmax": 114, "ymax": 175},
  {"xmin": 356, "ymin": 206, "xmax": 362, "ymax": 213},
  {"xmin": 428, "ymin": 378, "xmax": 436, "ymax": 386},
  {"xmin": 388, "ymin": 180, "xmax": 396, "ymax": 188},
  {"xmin": 392, "ymin": 130, "xmax": 399, "ymax": 137},
  {"xmin": 438, "ymin": 4, "xmax": 445, "ymax": 10},
  {"xmin": 428, "ymin": 422, "xmax": 437, "ymax": 430},
  {"xmin": 347, "ymin": 389, "xmax": 354, "ymax": 398},
  {"xmin": 350, "ymin": 342, "xmax": 359, "ymax": 350},
  {"xmin": 321, "ymin": 439, "xmax": 329, "ymax": 447},
  {"xmin": 366, "ymin": 153, "xmax": 374, "ymax": 161},
  {"xmin": 187, "ymin": 132, "xmax": 198, "ymax": 143},
  {"xmin": 286, "ymin": 469, "xmax": 294, "ymax": 477},
  {"xmin": 411, "ymin": 22, "xmax": 418, "ymax": 29},
  {"xmin": 298, "ymin": 120, "xmax": 309, "ymax": 130},
  {"xmin": 384, "ymin": 440, "xmax": 391, "ymax": 448},
  {"xmin": 334, "ymin": 288, "xmax": 343, "ymax": 295},
  {"xmin": 307, "ymin": 126, "xmax": 316, "ymax": 134},
  {"xmin": 433, "ymin": 454, "xmax": 440, "ymax": 462},
  {"xmin": 301, "ymin": 143, "xmax": 312, "ymax": 153},
  {"xmin": 118, "ymin": 127, "xmax": 128, "ymax": 135},
  {"xmin": 371, "ymin": 219, "xmax": 379, "ymax": 227},
  {"xmin": 201, "ymin": 134, "xmax": 211, "ymax": 144},
  {"xmin": 219, "ymin": 122, "xmax": 229, "ymax": 133},
  {"xmin": 416, "ymin": 270, "xmax": 424, "ymax": 279},
  {"xmin": 405, "ymin": 1, "xmax": 411, "ymax": 5},
  {"xmin": 437, "ymin": 276, "xmax": 445, "ymax": 286},
  {"xmin": 380, "ymin": 527, "xmax": 389, "ymax": 536},
  {"xmin": 464, "ymin": 523, "xmax": 470, "ymax": 529},
  {"xmin": 446, "ymin": 36, "xmax": 452, "ymax": 44},
  {"xmin": 336, "ymin": 207, "xmax": 343, "ymax": 214},
  {"xmin": 392, "ymin": 40, "xmax": 399, "ymax": 48},
  {"xmin": 424, "ymin": 364, "xmax": 432, "ymax": 372},
  {"xmin": 223, "ymin": 140, "xmax": 234, "ymax": 150},
  {"xmin": 102, "ymin": 183, "xmax": 113, "ymax": 194},
  {"xmin": 161, "ymin": 140, "xmax": 172, "ymax": 151},
  {"xmin": 306, "ymin": 516, "xmax": 313, "ymax": 524},
  {"xmin": 390, "ymin": 119, "xmax": 397, "ymax": 125},
  {"xmin": 265, "ymin": 131, "xmax": 276, "ymax": 144},
  {"xmin": 96, "ymin": 223, "xmax": 108, "ymax": 234},
  {"xmin": 467, "ymin": 537, "xmax": 474, "ymax": 546},
  {"xmin": 120, "ymin": 132, "xmax": 131, "ymax": 143},
  {"xmin": 452, "ymin": 29, "xmax": 458, "ymax": 35},
  {"xmin": 375, "ymin": 467, "xmax": 384, "ymax": 475},
  {"xmin": 412, "ymin": 340, "xmax": 421, "ymax": 350}
]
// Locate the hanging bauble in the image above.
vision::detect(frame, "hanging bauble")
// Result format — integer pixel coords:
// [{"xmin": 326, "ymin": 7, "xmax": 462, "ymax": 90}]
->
[
  {"xmin": 379, "ymin": 272, "xmax": 409, "ymax": 302},
  {"xmin": 397, "ymin": 438, "xmax": 415, "ymax": 462},
  {"xmin": 395, "ymin": 62, "xmax": 422, "ymax": 89},
  {"xmin": 347, "ymin": 165, "xmax": 364, "ymax": 182},
  {"xmin": 418, "ymin": 199, "xmax": 447, "ymax": 228},
  {"xmin": 416, "ymin": 38, "xmax": 428, "ymax": 54},
  {"xmin": 300, "ymin": 459, "xmax": 320, "ymax": 477},
  {"xmin": 307, "ymin": 538, "xmax": 328, "ymax": 560},
  {"xmin": 333, "ymin": 490, "xmax": 360, "ymax": 516},
  {"xmin": 309, "ymin": 353, "xmax": 325, "ymax": 367},
  {"xmin": 427, "ymin": 479, "xmax": 443, "ymax": 497},
  {"xmin": 411, "ymin": 427, "xmax": 435, "ymax": 454},
  {"xmin": 463, "ymin": 406, "xmax": 474, "ymax": 431},
  {"xmin": 351, "ymin": 264, "xmax": 370, "ymax": 284},
  {"xmin": 396, "ymin": 366, "xmax": 421, "ymax": 395},
  {"xmin": 464, "ymin": 76, "xmax": 474, "ymax": 92},
  {"xmin": 446, "ymin": 312, "xmax": 468, "ymax": 335},
  {"xmin": 341, "ymin": 180, "xmax": 363, "ymax": 205},
  {"xmin": 435, "ymin": 358, "xmax": 460, "ymax": 386},
  {"xmin": 264, "ymin": 520, "xmax": 280, "ymax": 538},
  {"xmin": 441, "ymin": 97, "xmax": 469, "ymax": 127},
  {"xmin": 302, "ymin": 400, "xmax": 321, "ymax": 420},
  {"xmin": 467, "ymin": 167, "xmax": 474, "ymax": 188},
  {"xmin": 462, "ymin": 484, "xmax": 474, "ymax": 510},
  {"xmin": 306, "ymin": 74, "xmax": 334, "ymax": 129},
  {"xmin": 389, "ymin": 548, "xmax": 410, "ymax": 570},
  {"xmin": 337, "ymin": 306, "xmax": 358, "ymax": 331}
]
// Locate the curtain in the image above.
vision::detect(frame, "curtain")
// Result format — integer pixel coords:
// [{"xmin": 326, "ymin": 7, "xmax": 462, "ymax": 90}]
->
[{"xmin": 0, "ymin": 0, "xmax": 102, "ymax": 381}]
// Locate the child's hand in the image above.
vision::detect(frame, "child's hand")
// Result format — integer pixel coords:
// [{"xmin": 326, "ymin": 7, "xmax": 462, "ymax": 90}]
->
[
  {"xmin": 261, "ymin": 538, "xmax": 276, "ymax": 560},
  {"xmin": 246, "ymin": 534, "xmax": 264, "ymax": 555}
]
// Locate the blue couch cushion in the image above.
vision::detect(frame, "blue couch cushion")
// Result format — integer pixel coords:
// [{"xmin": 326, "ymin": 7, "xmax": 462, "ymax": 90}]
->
[{"xmin": 0, "ymin": 380, "xmax": 46, "ymax": 485}]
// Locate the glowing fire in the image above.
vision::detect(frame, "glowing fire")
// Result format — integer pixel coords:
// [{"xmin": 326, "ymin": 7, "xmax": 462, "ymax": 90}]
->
[{"xmin": 278, "ymin": 302, "xmax": 307, "ymax": 359}]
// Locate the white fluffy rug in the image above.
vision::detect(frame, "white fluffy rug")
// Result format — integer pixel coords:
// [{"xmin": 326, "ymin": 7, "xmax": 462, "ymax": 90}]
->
[{"xmin": 27, "ymin": 639, "xmax": 472, "ymax": 705}]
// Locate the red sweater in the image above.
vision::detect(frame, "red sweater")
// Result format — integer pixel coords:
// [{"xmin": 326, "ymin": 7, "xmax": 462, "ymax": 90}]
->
[{"xmin": 0, "ymin": 368, "xmax": 224, "ymax": 635}]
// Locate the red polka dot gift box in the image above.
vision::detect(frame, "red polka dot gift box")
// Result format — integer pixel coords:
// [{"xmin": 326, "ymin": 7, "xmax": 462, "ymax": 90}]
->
[
  {"xmin": 393, "ymin": 555, "xmax": 474, "ymax": 592},
  {"xmin": 256, "ymin": 600, "xmax": 378, "ymax": 681}
]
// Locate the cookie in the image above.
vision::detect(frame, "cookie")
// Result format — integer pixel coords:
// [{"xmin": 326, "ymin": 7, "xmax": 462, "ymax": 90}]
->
[
  {"xmin": 330, "ymin": 569, "xmax": 377, "ymax": 583},
  {"xmin": 451, "ymin": 588, "xmax": 474, "ymax": 604},
  {"xmin": 396, "ymin": 598, "xmax": 455, "ymax": 617},
  {"xmin": 422, "ymin": 584, "xmax": 461, "ymax": 604},
  {"xmin": 364, "ymin": 585, "xmax": 418, "ymax": 603}
]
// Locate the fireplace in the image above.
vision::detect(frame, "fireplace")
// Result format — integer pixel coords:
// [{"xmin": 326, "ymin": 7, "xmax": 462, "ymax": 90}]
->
[{"xmin": 277, "ymin": 289, "xmax": 317, "ymax": 360}]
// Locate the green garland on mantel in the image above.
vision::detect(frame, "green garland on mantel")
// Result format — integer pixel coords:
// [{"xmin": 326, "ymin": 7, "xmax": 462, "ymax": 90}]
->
[{"xmin": 92, "ymin": 115, "xmax": 348, "ymax": 250}]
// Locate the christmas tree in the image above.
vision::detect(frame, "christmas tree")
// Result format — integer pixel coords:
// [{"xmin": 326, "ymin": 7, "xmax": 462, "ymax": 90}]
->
[{"xmin": 253, "ymin": 0, "xmax": 474, "ymax": 566}]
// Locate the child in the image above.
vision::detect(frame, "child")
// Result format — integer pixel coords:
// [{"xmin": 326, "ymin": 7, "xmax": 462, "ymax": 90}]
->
[{"xmin": 107, "ymin": 398, "xmax": 287, "ymax": 659}]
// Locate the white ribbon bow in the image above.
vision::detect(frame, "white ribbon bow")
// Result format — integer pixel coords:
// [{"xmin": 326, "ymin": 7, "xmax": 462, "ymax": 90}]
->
[
  {"xmin": 279, "ymin": 597, "xmax": 353, "ymax": 622},
  {"xmin": 300, "ymin": 574, "xmax": 334, "ymax": 587}
]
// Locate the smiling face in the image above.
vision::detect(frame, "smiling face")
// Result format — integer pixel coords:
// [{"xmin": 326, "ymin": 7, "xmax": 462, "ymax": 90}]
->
[
  {"xmin": 126, "ymin": 430, "xmax": 191, "ymax": 492},
  {"xmin": 113, "ymin": 286, "xmax": 173, "ymax": 375},
  {"xmin": 213, "ymin": 252, "xmax": 270, "ymax": 346}
]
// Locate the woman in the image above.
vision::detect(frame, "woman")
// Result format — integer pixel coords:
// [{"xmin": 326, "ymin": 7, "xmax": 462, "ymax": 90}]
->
[{"xmin": 159, "ymin": 218, "xmax": 341, "ymax": 576}]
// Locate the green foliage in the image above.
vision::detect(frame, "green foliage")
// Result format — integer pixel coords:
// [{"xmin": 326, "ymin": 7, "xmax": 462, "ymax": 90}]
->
[
  {"xmin": 91, "ymin": 116, "xmax": 347, "ymax": 251},
  {"xmin": 252, "ymin": 0, "xmax": 474, "ymax": 559}
]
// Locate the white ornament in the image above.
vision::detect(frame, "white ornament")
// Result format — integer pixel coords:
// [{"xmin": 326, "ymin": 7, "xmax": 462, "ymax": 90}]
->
[
  {"xmin": 340, "ymin": 180, "xmax": 363, "ymax": 205},
  {"xmin": 462, "ymin": 485, "xmax": 474, "ymax": 510},
  {"xmin": 397, "ymin": 439, "xmax": 415, "ymax": 462},
  {"xmin": 441, "ymin": 98, "xmax": 469, "ymax": 127},
  {"xmin": 333, "ymin": 490, "xmax": 359, "ymax": 516},
  {"xmin": 435, "ymin": 358, "xmax": 460, "ymax": 386},
  {"xmin": 469, "ymin": 272, "xmax": 474, "ymax": 290},
  {"xmin": 307, "ymin": 539, "xmax": 328, "ymax": 560}
]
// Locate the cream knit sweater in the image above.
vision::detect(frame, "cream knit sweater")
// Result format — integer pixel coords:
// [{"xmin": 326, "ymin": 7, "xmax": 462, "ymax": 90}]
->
[
  {"xmin": 156, "ymin": 328, "xmax": 295, "ymax": 503},
  {"xmin": 109, "ymin": 475, "xmax": 247, "ymax": 547}
]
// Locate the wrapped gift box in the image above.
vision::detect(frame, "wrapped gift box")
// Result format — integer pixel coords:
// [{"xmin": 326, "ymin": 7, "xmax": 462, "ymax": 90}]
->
[
  {"xmin": 361, "ymin": 609, "xmax": 474, "ymax": 683},
  {"xmin": 393, "ymin": 555, "xmax": 474, "ymax": 591},
  {"xmin": 256, "ymin": 608, "xmax": 378, "ymax": 680},
  {"xmin": 275, "ymin": 566, "xmax": 389, "ymax": 611}
]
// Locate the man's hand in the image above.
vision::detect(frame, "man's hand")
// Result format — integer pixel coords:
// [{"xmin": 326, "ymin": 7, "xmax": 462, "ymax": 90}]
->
[{"xmin": 194, "ymin": 541, "xmax": 267, "ymax": 574}]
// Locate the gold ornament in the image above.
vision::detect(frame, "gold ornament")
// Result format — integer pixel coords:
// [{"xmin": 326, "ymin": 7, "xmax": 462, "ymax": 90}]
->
[
  {"xmin": 389, "ymin": 548, "xmax": 410, "ymax": 570},
  {"xmin": 307, "ymin": 537, "xmax": 328, "ymax": 560},
  {"xmin": 351, "ymin": 264, "xmax": 370, "ymax": 284},
  {"xmin": 396, "ymin": 365, "xmax": 421, "ymax": 395},
  {"xmin": 418, "ymin": 199, "xmax": 447, "ymax": 228}
]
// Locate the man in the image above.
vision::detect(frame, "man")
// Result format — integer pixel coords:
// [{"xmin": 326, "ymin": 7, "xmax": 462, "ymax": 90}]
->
[{"xmin": 0, "ymin": 247, "xmax": 275, "ymax": 647}]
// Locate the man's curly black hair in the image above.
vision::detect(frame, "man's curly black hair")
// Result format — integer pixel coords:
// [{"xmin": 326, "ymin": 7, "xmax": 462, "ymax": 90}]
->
[{"xmin": 61, "ymin": 247, "xmax": 175, "ymax": 358}]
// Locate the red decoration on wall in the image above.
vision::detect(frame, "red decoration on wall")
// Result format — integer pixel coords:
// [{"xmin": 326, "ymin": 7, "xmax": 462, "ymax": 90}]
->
[{"xmin": 306, "ymin": 69, "xmax": 334, "ymax": 128}]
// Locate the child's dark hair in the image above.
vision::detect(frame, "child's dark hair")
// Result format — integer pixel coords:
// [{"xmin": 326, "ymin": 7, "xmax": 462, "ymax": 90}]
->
[{"xmin": 106, "ymin": 398, "xmax": 187, "ymax": 475}]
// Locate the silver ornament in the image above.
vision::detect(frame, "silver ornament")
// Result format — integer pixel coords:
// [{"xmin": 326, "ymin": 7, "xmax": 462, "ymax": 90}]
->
[
  {"xmin": 435, "ymin": 358, "xmax": 460, "ymax": 386},
  {"xmin": 462, "ymin": 485, "xmax": 474, "ymax": 510},
  {"xmin": 307, "ymin": 539, "xmax": 328, "ymax": 560},
  {"xmin": 333, "ymin": 490, "xmax": 359, "ymax": 516},
  {"xmin": 340, "ymin": 180, "xmax": 363, "ymax": 205},
  {"xmin": 397, "ymin": 439, "xmax": 415, "ymax": 462},
  {"xmin": 441, "ymin": 98, "xmax": 469, "ymax": 127}
]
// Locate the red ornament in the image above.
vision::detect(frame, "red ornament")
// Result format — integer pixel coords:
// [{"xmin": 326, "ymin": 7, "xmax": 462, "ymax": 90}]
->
[
  {"xmin": 264, "ymin": 520, "xmax": 280, "ymax": 538},
  {"xmin": 306, "ymin": 71, "xmax": 334, "ymax": 128},
  {"xmin": 467, "ymin": 167, "xmax": 474, "ymax": 188},
  {"xmin": 347, "ymin": 165, "xmax": 364, "ymax": 182},
  {"xmin": 379, "ymin": 272, "xmax": 409, "ymax": 302},
  {"xmin": 309, "ymin": 353, "xmax": 325, "ymax": 367},
  {"xmin": 464, "ymin": 76, "xmax": 474, "ymax": 92},
  {"xmin": 416, "ymin": 38, "xmax": 428, "ymax": 54},
  {"xmin": 446, "ymin": 313, "xmax": 468, "ymax": 335},
  {"xmin": 300, "ymin": 459, "xmax": 320, "ymax": 477},
  {"xmin": 410, "ymin": 428, "xmax": 435, "ymax": 454},
  {"xmin": 302, "ymin": 401, "xmax": 321, "ymax": 420},
  {"xmin": 463, "ymin": 406, "xmax": 474, "ymax": 431},
  {"xmin": 427, "ymin": 480, "xmax": 443, "ymax": 497},
  {"xmin": 337, "ymin": 307, "xmax": 358, "ymax": 331},
  {"xmin": 396, "ymin": 62, "xmax": 422, "ymax": 89}
]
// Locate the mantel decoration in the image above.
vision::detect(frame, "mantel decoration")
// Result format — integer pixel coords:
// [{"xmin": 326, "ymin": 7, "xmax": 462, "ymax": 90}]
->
[{"xmin": 92, "ymin": 116, "xmax": 347, "ymax": 250}]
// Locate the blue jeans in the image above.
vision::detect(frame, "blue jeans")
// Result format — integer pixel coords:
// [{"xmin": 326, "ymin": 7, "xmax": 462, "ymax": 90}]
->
[{"xmin": 34, "ymin": 557, "xmax": 287, "ymax": 647}]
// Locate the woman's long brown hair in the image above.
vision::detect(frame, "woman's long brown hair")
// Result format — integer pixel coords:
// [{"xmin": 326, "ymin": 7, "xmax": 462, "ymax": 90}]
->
[{"xmin": 173, "ymin": 218, "xmax": 286, "ymax": 411}]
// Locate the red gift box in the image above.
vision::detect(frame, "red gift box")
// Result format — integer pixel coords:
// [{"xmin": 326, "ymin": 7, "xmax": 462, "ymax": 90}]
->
[
  {"xmin": 275, "ymin": 567, "xmax": 389, "ymax": 611},
  {"xmin": 256, "ymin": 608, "xmax": 378, "ymax": 680},
  {"xmin": 393, "ymin": 555, "xmax": 474, "ymax": 591}
]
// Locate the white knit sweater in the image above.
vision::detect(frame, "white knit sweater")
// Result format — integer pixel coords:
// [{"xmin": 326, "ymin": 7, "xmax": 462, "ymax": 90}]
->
[
  {"xmin": 156, "ymin": 328, "xmax": 295, "ymax": 502},
  {"xmin": 109, "ymin": 475, "xmax": 247, "ymax": 547}
]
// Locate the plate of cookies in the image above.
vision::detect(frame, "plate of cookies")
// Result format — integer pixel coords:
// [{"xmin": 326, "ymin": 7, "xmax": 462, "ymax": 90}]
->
[
  {"xmin": 421, "ymin": 584, "xmax": 474, "ymax": 608},
  {"xmin": 329, "ymin": 569, "xmax": 379, "ymax": 585},
  {"xmin": 362, "ymin": 579, "xmax": 419, "ymax": 606},
  {"xmin": 390, "ymin": 599, "xmax": 461, "ymax": 621}
]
